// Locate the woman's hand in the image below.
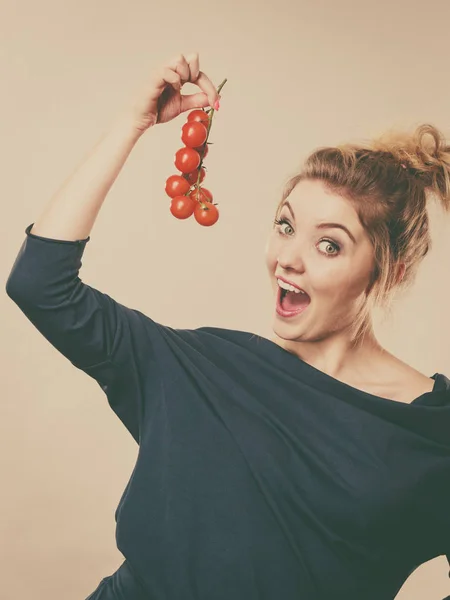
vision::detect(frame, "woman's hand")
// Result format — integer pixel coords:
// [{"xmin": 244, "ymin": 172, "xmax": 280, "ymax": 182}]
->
[{"xmin": 124, "ymin": 52, "xmax": 220, "ymax": 133}]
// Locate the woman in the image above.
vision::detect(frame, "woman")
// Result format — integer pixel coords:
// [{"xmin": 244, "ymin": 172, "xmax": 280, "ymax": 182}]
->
[{"xmin": 6, "ymin": 52, "xmax": 450, "ymax": 600}]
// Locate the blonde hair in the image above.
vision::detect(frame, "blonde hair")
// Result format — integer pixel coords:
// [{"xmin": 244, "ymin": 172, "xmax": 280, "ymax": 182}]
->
[{"xmin": 274, "ymin": 124, "xmax": 450, "ymax": 346}]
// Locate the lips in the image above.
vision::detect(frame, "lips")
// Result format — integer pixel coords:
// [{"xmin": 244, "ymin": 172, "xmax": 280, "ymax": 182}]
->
[{"xmin": 276, "ymin": 275, "xmax": 310, "ymax": 299}]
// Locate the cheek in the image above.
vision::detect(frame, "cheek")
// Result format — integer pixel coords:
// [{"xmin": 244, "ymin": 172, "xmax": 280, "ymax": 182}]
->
[
  {"xmin": 339, "ymin": 258, "xmax": 374, "ymax": 293},
  {"xmin": 310, "ymin": 262, "xmax": 354, "ymax": 297},
  {"xmin": 314, "ymin": 263, "xmax": 370, "ymax": 302}
]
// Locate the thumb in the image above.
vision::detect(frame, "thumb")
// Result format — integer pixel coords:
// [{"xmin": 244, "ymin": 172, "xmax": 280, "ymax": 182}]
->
[{"xmin": 180, "ymin": 92, "xmax": 212, "ymax": 113}]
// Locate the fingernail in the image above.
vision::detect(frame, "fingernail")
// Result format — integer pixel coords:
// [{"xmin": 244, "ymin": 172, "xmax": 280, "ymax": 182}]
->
[{"xmin": 214, "ymin": 99, "xmax": 220, "ymax": 111}]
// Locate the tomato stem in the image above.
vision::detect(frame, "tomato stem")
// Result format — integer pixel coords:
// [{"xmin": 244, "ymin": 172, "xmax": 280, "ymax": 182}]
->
[{"xmin": 194, "ymin": 78, "xmax": 227, "ymax": 193}]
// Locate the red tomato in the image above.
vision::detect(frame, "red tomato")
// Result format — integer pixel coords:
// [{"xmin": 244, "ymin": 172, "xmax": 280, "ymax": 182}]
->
[
  {"xmin": 184, "ymin": 167, "xmax": 206, "ymax": 186},
  {"xmin": 165, "ymin": 175, "xmax": 191, "ymax": 198},
  {"xmin": 194, "ymin": 201, "xmax": 219, "ymax": 226},
  {"xmin": 174, "ymin": 147, "xmax": 201, "ymax": 173},
  {"xmin": 194, "ymin": 143, "xmax": 209, "ymax": 159},
  {"xmin": 170, "ymin": 195, "xmax": 196, "ymax": 219},
  {"xmin": 188, "ymin": 187, "xmax": 213, "ymax": 203},
  {"xmin": 187, "ymin": 110, "xmax": 211, "ymax": 127},
  {"xmin": 181, "ymin": 122, "xmax": 208, "ymax": 148}
]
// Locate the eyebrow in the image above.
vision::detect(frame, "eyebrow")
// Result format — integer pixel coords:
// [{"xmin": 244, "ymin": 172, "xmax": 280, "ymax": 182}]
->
[{"xmin": 281, "ymin": 201, "xmax": 357, "ymax": 244}]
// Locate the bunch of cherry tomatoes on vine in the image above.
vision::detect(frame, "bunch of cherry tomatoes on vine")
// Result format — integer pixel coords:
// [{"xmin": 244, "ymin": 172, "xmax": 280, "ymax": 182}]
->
[{"xmin": 164, "ymin": 79, "xmax": 227, "ymax": 227}]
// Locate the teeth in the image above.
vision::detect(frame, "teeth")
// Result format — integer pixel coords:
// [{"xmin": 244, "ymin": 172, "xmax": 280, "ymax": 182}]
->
[{"xmin": 277, "ymin": 279, "xmax": 305, "ymax": 294}]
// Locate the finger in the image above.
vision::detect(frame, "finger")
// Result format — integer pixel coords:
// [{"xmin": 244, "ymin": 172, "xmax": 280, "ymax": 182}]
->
[
  {"xmin": 185, "ymin": 52, "xmax": 200, "ymax": 82},
  {"xmin": 180, "ymin": 92, "xmax": 211, "ymax": 113},
  {"xmin": 161, "ymin": 67, "xmax": 182, "ymax": 91},
  {"xmin": 193, "ymin": 71, "xmax": 220, "ymax": 109},
  {"xmin": 145, "ymin": 66, "xmax": 181, "ymax": 98},
  {"xmin": 167, "ymin": 53, "xmax": 219, "ymax": 107},
  {"xmin": 166, "ymin": 53, "xmax": 191, "ymax": 86}
]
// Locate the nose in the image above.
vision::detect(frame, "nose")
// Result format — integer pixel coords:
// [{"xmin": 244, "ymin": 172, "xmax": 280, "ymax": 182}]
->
[{"xmin": 276, "ymin": 253, "xmax": 306, "ymax": 274}]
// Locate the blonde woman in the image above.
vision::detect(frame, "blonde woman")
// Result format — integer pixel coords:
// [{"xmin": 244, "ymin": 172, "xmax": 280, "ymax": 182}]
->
[{"xmin": 6, "ymin": 52, "xmax": 450, "ymax": 600}]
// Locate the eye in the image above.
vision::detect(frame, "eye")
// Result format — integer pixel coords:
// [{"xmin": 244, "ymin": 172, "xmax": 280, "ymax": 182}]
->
[
  {"xmin": 273, "ymin": 217, "xmax": 293, "ymax": 235},
  {"xmin": 317, "ymin": 239, "xmax": 341, "ymax": 256},
  {"xmin": 273, "ymin": 218, "xmax": 341, "ymax": 257}
]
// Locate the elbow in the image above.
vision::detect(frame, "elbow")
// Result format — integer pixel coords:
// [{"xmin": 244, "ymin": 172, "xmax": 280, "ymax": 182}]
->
[
  {"xmin": 5, "ymin": 268, "xmax": 34, "ymax": 305},
  {"xmin": 5, "ymin": 274, "xmax": 26, "ymax": 304}
]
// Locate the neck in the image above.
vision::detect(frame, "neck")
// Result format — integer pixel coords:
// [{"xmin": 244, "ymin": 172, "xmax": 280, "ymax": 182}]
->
[{"xmin": 271, "ymin": 322, "xmax": 386, "ymax": 381}]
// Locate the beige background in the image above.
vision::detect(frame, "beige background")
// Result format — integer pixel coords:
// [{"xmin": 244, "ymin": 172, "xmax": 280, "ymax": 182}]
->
[{"xmin": 2, "ymin": 0, "xmax": 450, "ymax": 598}]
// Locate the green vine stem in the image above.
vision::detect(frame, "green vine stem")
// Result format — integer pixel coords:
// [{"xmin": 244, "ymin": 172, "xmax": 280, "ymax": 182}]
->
[{"xmin": 195, "ymin": 78, "xmax": 227, "ymax": 209}]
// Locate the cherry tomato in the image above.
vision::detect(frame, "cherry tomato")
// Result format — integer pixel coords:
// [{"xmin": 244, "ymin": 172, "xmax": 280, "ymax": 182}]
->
[
  {"xmin": 165, "ymin": 175, "xmax": 191, "ymax": 198},
  {"xmin": 194, "ymin": 143, "xmax": 209, "ymax": 159},
  {"xmin": 181, "ymin": 122, "xmax": 208, "ymax": 148},
  {"xmin": 194, "ymin": 201, "xmax": 219, "ymax": 226},
  {"xmin": 187, "ymin": 110, "xmax": 211, "ymax": 127},
  {"xmin": 184, "ymin": 167, "xmax": 206, "ymax": 186},
  {"xmin": 175, "ymin": 147, "xmax": 201, "ymax": 173},
  {"xmin": 188, "ymin": 187, "xmax": 213, "ymax": 203},
  {"xmin": 170, "ymin": 195, "xmax": 196, "ymax": 219}
]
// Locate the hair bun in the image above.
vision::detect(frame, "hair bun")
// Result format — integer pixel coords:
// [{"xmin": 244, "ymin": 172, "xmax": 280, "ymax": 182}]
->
[{"xmin": 372, "ymin": 123, "xmax": 450, "ymax": 196}]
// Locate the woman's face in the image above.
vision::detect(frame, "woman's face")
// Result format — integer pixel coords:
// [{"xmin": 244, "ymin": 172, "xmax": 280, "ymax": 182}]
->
[{"xmin": 265, "ymin": 179, "xmax": 376, "ymax": 343}]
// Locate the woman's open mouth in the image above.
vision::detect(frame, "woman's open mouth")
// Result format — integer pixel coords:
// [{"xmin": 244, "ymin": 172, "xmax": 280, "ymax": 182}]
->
[{"xmin": 276, "ymin": 285, "xmax": 311, "ymax": 318}]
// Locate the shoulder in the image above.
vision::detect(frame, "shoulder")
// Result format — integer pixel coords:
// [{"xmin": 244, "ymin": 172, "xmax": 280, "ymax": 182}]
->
[
  {"xmin": 390, "ymin": 358, "xmax": 448, "ymax": 403},
  {"xmin": 358, "ymin": 350, "xmax": 435, "ymax": 403},
  {"xmin": 402, "ymin": 368, "xmax": 435, "ymax": 402}
]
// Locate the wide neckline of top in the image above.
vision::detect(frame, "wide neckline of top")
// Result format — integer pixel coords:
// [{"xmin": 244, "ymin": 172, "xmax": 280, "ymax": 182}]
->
[{"xmin": 245, "ymin": 332, "xmax": 449, "ymax": 409}]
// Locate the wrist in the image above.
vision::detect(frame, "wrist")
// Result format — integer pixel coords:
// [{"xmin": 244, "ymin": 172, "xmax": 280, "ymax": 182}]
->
[{"xmin": 110, "ymin": 112, "xmax": 150, "ymax": 141}]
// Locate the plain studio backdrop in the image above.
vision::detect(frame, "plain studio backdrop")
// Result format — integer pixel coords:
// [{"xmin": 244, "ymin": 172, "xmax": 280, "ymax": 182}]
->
[{"xmin": 1, "ymin": 0, "xmax": 450, "ymax": 598}]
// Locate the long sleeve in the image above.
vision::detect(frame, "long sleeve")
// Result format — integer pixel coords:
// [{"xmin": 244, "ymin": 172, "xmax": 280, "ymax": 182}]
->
[
  {"xmin": 6, "ymin": 223, "xmax": 130, "ymax": 371},
  {"xmin": 5, "ymin": 223, "xmax": 162, "ymax": 443}
]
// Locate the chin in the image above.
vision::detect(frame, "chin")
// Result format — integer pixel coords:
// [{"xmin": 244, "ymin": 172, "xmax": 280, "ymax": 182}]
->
[{"xmin": 272, "ymin": 320, "xmax": 303, "ymax": 337}]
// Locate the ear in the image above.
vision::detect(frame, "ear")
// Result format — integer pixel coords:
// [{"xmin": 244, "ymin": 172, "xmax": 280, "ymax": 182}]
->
[{"xmin": 395, "ymin": 262, "xmax": 406, "ymax": 285}]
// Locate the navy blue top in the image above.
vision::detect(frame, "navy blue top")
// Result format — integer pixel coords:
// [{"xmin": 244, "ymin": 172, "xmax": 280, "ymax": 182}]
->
[{"xmin": 5, "ymin": 223, "xmax": 450, "ymax": 600}]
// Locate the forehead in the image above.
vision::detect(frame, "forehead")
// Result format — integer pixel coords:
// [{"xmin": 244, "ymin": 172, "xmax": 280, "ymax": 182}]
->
[{"xmin": 283, "ymin": 180, "xmax": 362, "ymax": 229}]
